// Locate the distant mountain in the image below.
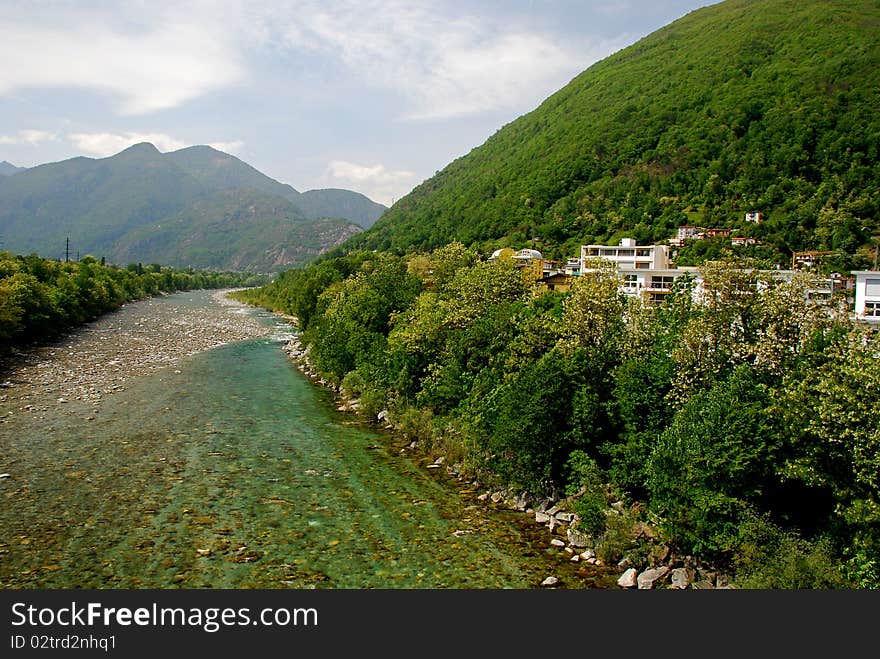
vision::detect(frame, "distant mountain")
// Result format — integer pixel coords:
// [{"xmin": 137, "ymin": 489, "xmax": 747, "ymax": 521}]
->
[
  {"xmin": 0, "ymin": 161, "xmax": 25, "ymax": 176},
  {"xmin": 165, "ymin": 145, "xmax": 301, "ymax": 199},
  {"xmin": 296, "ymin": 189, "xmax": 387, "ymax": 229},
  {"xmin": 343, "ymin": 0, "xmax": 880, "ymax": 269},
  {"xmin": 112, "ymin": 187, "xmax": 362, "ymax": 272},
  {"xmin": 0, "ymin": 144, "xmax": 384, "ymax": 270}
]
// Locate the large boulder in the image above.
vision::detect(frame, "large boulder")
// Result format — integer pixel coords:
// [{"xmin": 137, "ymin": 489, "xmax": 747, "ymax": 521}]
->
[{"xmin": 637, "ymin": 566, "xmax": 670, "ymax": 590}]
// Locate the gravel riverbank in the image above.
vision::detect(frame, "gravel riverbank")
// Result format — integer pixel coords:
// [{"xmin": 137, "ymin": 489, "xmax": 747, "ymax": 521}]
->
[{"xmin": 0, "ymin": 289, "xmax": 273, "ymax": 422}]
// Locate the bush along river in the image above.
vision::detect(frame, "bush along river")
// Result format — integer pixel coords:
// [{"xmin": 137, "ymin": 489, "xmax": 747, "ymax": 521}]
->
[{"xmin": 0, "ymin": 290, "xmax": 618, "ymax": 589}]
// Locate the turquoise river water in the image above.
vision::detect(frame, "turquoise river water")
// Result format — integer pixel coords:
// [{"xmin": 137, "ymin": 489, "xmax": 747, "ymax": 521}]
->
[{"xmin": 0, "ymin": 291, "xmax": 616, "ymax": 589}]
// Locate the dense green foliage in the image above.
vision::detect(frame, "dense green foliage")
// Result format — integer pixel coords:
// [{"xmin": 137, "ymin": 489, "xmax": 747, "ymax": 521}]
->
[
  {"xmin": 0, "ymin": 143, "xmax": 384, "ymax": 272},
  {"xmin": 341, "ymin": 0, "xmax": 880, "ymax": 271},
  {"xmin": 0, "ymin": 251, "xmax": 265, "ymax": 348},
  {"xmin": 241, "ymin": 245, "xmax": 880, "ymax": 587}
]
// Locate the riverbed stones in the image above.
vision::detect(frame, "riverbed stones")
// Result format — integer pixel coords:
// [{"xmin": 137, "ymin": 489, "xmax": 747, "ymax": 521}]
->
[
  {"xmin": 541, "ymin": 576, "xmax": 559, "ymax": 587},
  {"xmin": 670, "ymin": 567, "xmax": 695, "ymax": 589},
  {"xmin": 566, "ymin": 528, "xmax": 591, "ymax": 548},
  {"xmin": 637, "ymin": 566, "xmax": 670, "ymax": 590},
  {"xmin": 0, "ymin": 290, "xmax": 273, "ymax": 420}
]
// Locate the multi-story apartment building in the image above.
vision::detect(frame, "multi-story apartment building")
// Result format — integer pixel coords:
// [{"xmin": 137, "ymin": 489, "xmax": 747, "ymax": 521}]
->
[{"xmin": 581, "ymin": 238, "xmax": 671, "ymax": 271}]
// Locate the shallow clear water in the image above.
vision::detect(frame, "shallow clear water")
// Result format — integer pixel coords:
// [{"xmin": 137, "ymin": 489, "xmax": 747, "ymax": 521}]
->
[{"xmin": 0, "ymin": 293, "xmax": 615, "ymax": 589}]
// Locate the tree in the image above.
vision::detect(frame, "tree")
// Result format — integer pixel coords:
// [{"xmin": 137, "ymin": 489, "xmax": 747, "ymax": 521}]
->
[{"xmin": 648, "ymin": 365, "xmax": 780, "ymax": 557}]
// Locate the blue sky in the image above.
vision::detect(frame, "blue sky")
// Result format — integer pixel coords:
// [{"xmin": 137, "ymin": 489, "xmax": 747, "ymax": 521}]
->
[{"xmin": 0, "ymin": 0, "xmax": 719, "ymax": 205}]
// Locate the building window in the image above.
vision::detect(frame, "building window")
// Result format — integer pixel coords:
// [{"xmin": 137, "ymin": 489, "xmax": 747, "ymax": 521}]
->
[
  {"xmin": 650, "ymin": 275, "xmax": 676, "ymax": 289},
  {"xmin": 866, "ymin": 302, "xmax": 880, "ymax": 317}
]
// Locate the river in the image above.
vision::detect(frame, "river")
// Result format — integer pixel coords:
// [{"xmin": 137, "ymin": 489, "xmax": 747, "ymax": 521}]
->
[{"xmin": 0, "ymin": 290, "xmax": 616, "ymax": 589}]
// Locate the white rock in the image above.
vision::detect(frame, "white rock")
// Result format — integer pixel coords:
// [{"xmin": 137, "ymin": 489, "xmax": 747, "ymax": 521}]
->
[
  {"xmin": 617, "ymin": 568, "xmax": 638, "ymax": 588},
  {"xmin": 541, "ymin": 576, "xmax": 559, "ymax": 587},
  {"xmin": 671, "ymin": 567, "xmax": 694, "ymax": 589},
  {"xmin": 637, "ymin": 566, "xmax": 670, "ymax": 590}
]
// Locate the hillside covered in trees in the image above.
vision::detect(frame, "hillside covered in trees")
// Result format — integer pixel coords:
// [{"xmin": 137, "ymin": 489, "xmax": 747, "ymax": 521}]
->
[{"xmin": 342, "ymin": 0, "xmax": 879, "ymax": 269}]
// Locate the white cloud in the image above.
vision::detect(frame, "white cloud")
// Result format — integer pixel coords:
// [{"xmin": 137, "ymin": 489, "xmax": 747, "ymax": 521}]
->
[
  {"xmin": 0, "ymin": 1, "xmax": 624, "ymax": 122},
  {"xmin": 68, "ymin": 132, "xmax": 187, "ymax": 156},
  {"xmin": 208, "ymin": 140, "xmax": 244, "ymax": 155},
  {"xmin": 254, "ymin": 1, "xmax": 620, "ymax": 120},
  {"xmin": 0, "ymin": 2, "xmax": 245, "ymax": 114},
  {"xmin": 324, "ymin": 160, "xmax": 417, "ymax": 206},
  {"xmin": 0, "ymin": 129, "xmax": 58, "ymax": 145},
  {"xmin": 67, "ymin": 132, "xmax": 243, "ymax": 157}
]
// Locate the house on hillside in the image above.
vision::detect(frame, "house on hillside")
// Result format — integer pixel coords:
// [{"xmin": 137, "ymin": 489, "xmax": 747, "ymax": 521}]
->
[
  {"xmin": 539, "ymin": 272, "xmax": 574, "ymax": 293},
  {"xmin": 677, "ymin": 225, "xmax": 704, "ymax": 241},
  {"xmin": 620, "ymin": 268, "xmax": 699, "ymax": 305},
  {"xmin": 792, "ymin": 250, "xmax": 835, "ymax": 270},
  {"xmin": 580, "ymin": 238, "xmax": 699, "ymax": 304},
  {"xmin": 564, "ymin": 258, "xmax": 581, "ymax": 276},
  {"xmin": 745, "ymin": 211, "xmax": 763, "ymax": 223},
  {"xmin": 853, "ymin": 271, "xmax": 880, "ymax": 324},
  {"xmin": 731, "ymin": 236, "xmax": 758, "ymax": 247},
  {"xmin": 490, "ymin": 247, "xmax": 546, "ymax": 282}
]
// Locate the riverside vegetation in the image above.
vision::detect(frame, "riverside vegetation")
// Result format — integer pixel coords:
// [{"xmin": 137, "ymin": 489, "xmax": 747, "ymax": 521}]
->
[
  {"xmin": 235, "ymin": 244, "xmax": 880, "ymax": 589},
  {"xmin": 0, "ymin": 251, "xmax": 267, "ymax": 350}
]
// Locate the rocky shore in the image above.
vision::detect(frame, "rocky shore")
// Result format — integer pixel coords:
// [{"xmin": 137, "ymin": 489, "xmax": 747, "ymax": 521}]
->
[
  {"xmin": 0, "ymin": 290, "xmax": 273, "ymax": 422},
  {"xmin": 282, "ymin": 331, "xmax": 736, "ymax": 590}
]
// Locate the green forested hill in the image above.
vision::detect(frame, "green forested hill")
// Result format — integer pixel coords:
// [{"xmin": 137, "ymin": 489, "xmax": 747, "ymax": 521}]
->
[
  {"xmin": 345, "ymin": 0, "xmax": 880, "ymax": 266},
  {"xmin": 0, "ymin": 143, "xmax": 383, "ymax": 270},
  {"xmin": 111, "ymin": 187, "xmax": 362, "ymax": 272}
]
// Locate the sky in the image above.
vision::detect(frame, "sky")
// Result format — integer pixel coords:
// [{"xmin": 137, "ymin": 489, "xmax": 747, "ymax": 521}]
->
[{"xmin": 0, "ymin": 0, "xmax": 720, "ymax": 206}]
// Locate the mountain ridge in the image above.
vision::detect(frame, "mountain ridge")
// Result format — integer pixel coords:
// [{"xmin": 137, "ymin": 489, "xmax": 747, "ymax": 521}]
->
[
  {"xmin": 0, "ymin": 143, "xmax": 387, "ymax": 270},
  {"xmin": 0, "ymin": 160, "xmax": 26, "ymax": 176}
]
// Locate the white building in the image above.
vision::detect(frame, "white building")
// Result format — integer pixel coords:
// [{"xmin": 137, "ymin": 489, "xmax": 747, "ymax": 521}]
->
[
  {"xmin": 619, "ymin": 267, "xmax": 701, "ymax": 304},
  {"xmin": 581, "ymin": 238, "xmax": 671, "ymax": 272},
  {"xmin": 853, "ymin": 271, "xmax": 880, "ymax": 324},
  {"xmin": 580, "ymin": 239, "xmax": 699, "ymax": 304}
]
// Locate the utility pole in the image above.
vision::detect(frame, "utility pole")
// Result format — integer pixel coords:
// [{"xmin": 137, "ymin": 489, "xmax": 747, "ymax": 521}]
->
[{"xmin": 65, "ymin": 237, "xmax": 70, "ymax": 263}]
